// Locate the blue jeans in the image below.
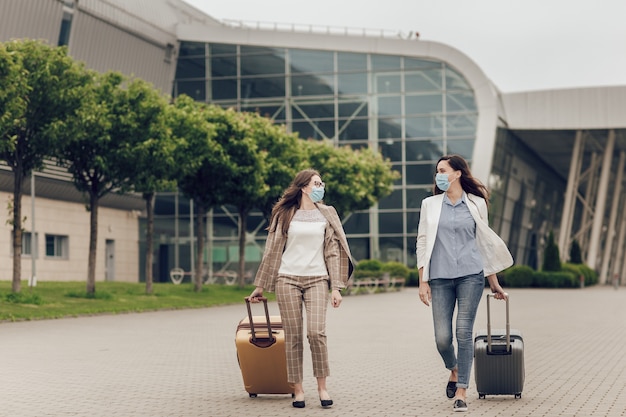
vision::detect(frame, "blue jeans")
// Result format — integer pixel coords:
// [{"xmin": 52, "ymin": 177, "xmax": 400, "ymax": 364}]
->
[{"xmin": 430, "ymin": 272, "xmax": 484, "ymax": 389}]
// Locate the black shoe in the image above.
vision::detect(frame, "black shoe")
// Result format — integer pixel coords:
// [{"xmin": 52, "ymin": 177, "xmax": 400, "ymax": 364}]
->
[
  {"xmin": 446, "ymin": 381, "xmax": 457, "ymax": 399},
  {"xmin": 292, "ymin": 400, "xmax": 306, "ymax": 408},
  {"xmin": 320, "ymin": 399, "xmax": 333, "ymax": 408},
  {"xmin": 453, "ymin": 399, "xmax": 468, "ymax": 412}
]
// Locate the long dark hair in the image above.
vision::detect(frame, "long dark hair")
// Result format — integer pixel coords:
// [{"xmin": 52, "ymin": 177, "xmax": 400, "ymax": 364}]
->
[
  {"xmin": 269, "ymin": 169, "xmax": 320, "ymax": 236},
  {"xmin": 433, "ymin": 155, "xmax": 490, "ymax": 207}
]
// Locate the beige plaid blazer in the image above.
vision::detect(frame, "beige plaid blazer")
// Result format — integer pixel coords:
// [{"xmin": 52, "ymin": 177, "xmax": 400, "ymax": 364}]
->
[{"xmin": 253, "ymin": 203, "xmax": 355, "ymax": 292}]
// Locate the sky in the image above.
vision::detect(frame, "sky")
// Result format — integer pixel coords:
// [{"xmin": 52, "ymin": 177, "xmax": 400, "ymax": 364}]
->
[{"xmin": 182, "ymin": 0, "xmax": 626, "ymax": 93}]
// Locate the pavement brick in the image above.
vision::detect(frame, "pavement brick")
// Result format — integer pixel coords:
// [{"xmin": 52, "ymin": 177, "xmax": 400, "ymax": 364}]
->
[{"xmin": 0, "ymin": 286, "xmax": 625, "ymax": 416}]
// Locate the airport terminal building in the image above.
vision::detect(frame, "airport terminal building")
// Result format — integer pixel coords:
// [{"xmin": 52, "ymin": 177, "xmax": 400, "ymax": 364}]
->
[{"xmin": 2, "ymin": 0, "xmax": 626, "ymax": 285}]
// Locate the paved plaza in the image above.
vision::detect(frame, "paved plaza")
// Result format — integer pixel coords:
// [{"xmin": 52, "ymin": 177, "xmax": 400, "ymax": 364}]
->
[{"xmin": 1, "ymin": 285, "xmax": 625, "ymax": 416}]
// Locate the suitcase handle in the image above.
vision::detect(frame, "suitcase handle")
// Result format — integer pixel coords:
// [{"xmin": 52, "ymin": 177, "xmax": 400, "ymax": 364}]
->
[
  {"xmin": 486, "ymin": 293, "xmax": 510, "ymax": 353},
  {"xmin": 244, "ymin": 297, "xmax": 276, "ymax": 348}
]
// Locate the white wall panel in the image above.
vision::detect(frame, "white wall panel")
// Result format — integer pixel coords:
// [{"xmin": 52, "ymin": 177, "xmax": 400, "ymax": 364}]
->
[{"xmin": 0, "ymin": 0, "xmax": 63, "ymax": 43}]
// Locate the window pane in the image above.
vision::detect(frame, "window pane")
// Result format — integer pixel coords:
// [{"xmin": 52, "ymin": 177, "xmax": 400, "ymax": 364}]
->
[
  {"xmin": 292, "ymin": 120, "xmax": 334, "ymax": 140},
  {"xmin": 406, "ymin": 211, "xmax": 419, "ymax": 235},
  {"xmin": 406, "ymin": 116, "xmax": 444, "ymax": 139},
  {"xmin": 347, "ymin": 237, "xmax": 370, "ymax": 261},
  {"xmin": 405, "ymin": 94, "xmax": 443, "ymax": 115},
  {"xmin": 241, "ymin": 53, "xmax": 285, "ymax": 76},
  {"xmin": 407, "ymin": 187, "xmax": 432, "ymax": 210},
  {"xmin": 338, "ymin": 101, "xmax": 367, "ymax": 118},
  {"xmin": 405, "ymin": 163, "xmax": 437, "ymax": 185},
  {"xmin": 372, "ymin": 55, "xmax": 401, "ymax": 71},
  {"xmin": 378, "ymin": 117, "xmax": 402, "ymax": 140},
  {"xmin": 292, "ymin": 102, "xmax": 334, "ymax": 120},
  {"xmin": 289, "ymin": 49, "xmax": 333, "ymax": 73},
  {"xmin": 446, "ymin": 91, "xmax": 477, "ymax": 112},
  {"xmin": 446, "ymin": 139, "xmax": 475, "ymax": 159},
  {"xmin": 375, "ymin": 74, "xmax": 401, "ymax": 94},
  {"xmin": 176, "ymin": 57, "xmax": 205, "ymax": 79},
  {"xmin": 378, "ymin": 96, "xmax": 402, "ymax": 116},
  {"xmin": 378, "ymin": 189, "xmax": 402, "ymax": 210},
  {"xmin": 378, "ymin": 139, "xmax": 402, "ymax": 162},
  {"xmin": 211, "ymin": 79, "xmax": 236, "ymax": 100},
  {"xmin": 338, "ymin": 118, "xmax": 368, "ymax": 140},
  {"xmin": 241, "ymin": 76, "xmax": 285, "ymax": 99},
  {"xmin": 176, "ymin": 80, "xmax": 205, "ymax": 101},
  {"xmin": 241, "ymin": 104, "xmax": 285, "ymax": 121},
  {"xmin": 338, "ymin": 73, "xmax": 367, "ymax": 95},
  {"xmin": 210, "ymin": 55, "xmax": 237, "ymax": 77},
  {"xmin": 180, "ymin": 41, "xmax": 205, "ymax": 57},
  {"xmin": 447, "ymin": 114, "xmax": 477, "ymax": 137},
  {"xmin": 343, "ymin": 212, "xmax": 370, "ymax": 234},
  {"xmin": 291, "ymin": 74, "xmax": 334, "ymax": 96},
  {"xmin": 338, "ymin": 52, "xmax": 367, "ymax": 72},
  {"xmin": 445, "ymin": 66, "xmax": 472, "ymax": 90},
  {"xmin": 406, "ymin": 139, "xmax": 444, "ymax": 162},
  {"xmin": 209, "ymin": 43, "xmax": 236, "ymax": 55},
  {"xmin": 405, "ymin": 69, "xmax": 443, "ymax": 92},
  {"xmin": 405, "ymin": 58, "xmax": 441, "ymax": 69},
  {"xmin": 379, "ymin": 212, "xmax": 403, "ymax": 234},
  {"xmin": 379, "ymin": 236, "xmax": 404, "ymax": 263}
]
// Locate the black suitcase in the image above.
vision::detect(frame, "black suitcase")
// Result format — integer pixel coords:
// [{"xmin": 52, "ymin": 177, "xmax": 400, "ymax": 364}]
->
[{"xmin": 474, "ymin": 294, "xmax": 525, "ymax": 399}]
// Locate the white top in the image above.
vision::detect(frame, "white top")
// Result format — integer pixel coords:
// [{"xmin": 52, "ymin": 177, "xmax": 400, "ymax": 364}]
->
[{"xmin": 278, "ymin": 209, "xmax": 328, "ymax": 276}]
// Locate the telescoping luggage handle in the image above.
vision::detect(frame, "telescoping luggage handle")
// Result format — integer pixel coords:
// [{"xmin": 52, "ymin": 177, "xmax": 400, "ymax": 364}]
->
[
  {"xmin": 244, "ymin": 297, "xmax": 276, "ymax": 348},
  {"xmin": 486, "ymin": 293, "xmax": 510, "ymax": 354}
]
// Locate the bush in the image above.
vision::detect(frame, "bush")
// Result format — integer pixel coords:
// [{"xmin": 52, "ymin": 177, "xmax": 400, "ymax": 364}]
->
[
  {"xmin": 381, "ymin": 261, "xmax": 410, "ymax": 278},
  {"xmin": 502, "ymin": 265, "xmax": 535, "ymax": 287},
  {"xmin": 407, "ymin": 270, "xmax": 419, "ymax": 287},
  {"xmin": 542, "ymin": 231, "xmax": 561, "ymax": 271},
  {"xmin": 534, "ymin": 271, "xmax": 577, "ymax": 288},
  {"xmin": 355, "ymin": 259, "xmax": 383, "ymax": 271}
]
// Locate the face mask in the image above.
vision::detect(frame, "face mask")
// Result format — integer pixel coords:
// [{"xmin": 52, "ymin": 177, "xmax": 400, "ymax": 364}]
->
[
  {"xmin": 436, "ymin": 173, "xmax": 455, "ymax": 191},
  {"xmin": 309, "ymin": 186, "xmax": 325, "ymax": 203}
]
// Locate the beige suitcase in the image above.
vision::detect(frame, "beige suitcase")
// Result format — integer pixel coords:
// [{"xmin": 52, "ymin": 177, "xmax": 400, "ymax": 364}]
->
[{"xmin": 235, "ymin": 297, "xmax": 294, "ymax": 397}]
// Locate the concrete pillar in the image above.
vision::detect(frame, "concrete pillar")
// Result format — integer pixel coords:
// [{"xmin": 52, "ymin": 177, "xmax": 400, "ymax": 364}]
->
[
  {"xmin": 558, "ymin": 130, "xmax": 583, "ymax": 262},
  {"xmin": 587, "ymin": 130, "xmax": 615, "ymax": 275},
  {"xmin": 600, "ymin": 150, "xmax": 625, "ymax": 283},
  {"xmin": 612, "ymin": 194, "xmax": 626, "ymax": 285}
]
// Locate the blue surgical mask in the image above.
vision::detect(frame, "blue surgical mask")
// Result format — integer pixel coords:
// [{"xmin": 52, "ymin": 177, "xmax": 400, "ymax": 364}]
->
[
  {"xmin": 309, "ymin": 186, "xmax": 325, "ymax": 203},
  {"xmin": 436, "ymin": 173, "xmax": 454, "ymax": 191}
]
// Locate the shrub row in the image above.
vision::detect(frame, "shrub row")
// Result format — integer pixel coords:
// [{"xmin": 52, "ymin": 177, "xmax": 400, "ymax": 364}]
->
[
  {"xmin": 354, "ymin": 260, "xmax": 411, "ymax": 281},
  {"xmin": 500, "ymin": 263, "xmax": 598, "ymax": 288}
]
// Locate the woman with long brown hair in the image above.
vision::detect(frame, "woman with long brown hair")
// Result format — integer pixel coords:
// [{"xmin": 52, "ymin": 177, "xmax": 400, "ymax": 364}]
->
[{"xmin": 249, "ymin": 168, "xmax": 354, "ymax": 410}]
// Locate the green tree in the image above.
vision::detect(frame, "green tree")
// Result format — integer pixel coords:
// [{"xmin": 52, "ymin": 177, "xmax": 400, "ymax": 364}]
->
[
  {"xmin": 54, "ymin": 72, "xmax": 161, "ymax": 295},
  {"xmin": 0, "ymin": 40, "xmax": 90, "ymax": 293},
  {"xmin": 227, "ymin": 112, "xmax": 304, "ymax": 287},
  {"xmin": 302, "ymin": 140, "xmax": 399, "ymax": 217},
  {"xmin": 542, "ymin": 230, "xmax": 561, "ymax": 271},
  {"xmin": 569, "ymin": 239, "xmax": 583, "ymax": 264},
  {"xmin": 172, "ymin": 97, "xmax": 230, "ymax": 292},
  {"xmin": 118, "ymin": 79, "xmax": 174, "ymax": 295}
]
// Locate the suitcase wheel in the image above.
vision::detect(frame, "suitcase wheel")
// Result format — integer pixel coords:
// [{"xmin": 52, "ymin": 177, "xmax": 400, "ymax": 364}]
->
[
  {"xmin": 478, "ymin": 393, "xmax": 486, "ymax": 399},
  {"xmin": 515, "ymin": 393, "xmax": 522, "ymax": 399},
  {"xmin": 249, "ymin": 393, "xmax": 257, "ymax": 398}
]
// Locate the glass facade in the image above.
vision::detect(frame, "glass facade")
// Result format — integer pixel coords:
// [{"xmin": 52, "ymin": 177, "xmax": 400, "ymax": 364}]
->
[{"xmin": 147, "ymin": 41, "xmax": 479, "ymax": 280}]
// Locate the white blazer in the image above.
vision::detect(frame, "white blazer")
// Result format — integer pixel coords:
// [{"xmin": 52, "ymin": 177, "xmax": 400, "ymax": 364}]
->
[{"xmin": 416, "ymin": 193, "xmax": 514, "ymax": 282}]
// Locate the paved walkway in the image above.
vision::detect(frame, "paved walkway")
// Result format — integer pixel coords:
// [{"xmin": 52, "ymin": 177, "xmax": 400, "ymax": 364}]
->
[{"xmin": 1, "ymin": 286, "xmax": 625, "ymax": 416}]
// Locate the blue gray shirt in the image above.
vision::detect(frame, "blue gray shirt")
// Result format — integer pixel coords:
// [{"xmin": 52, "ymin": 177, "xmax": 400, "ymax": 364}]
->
[{"xmin": 429, "ymin": 192, "xmax": 483, "ymax": 279}]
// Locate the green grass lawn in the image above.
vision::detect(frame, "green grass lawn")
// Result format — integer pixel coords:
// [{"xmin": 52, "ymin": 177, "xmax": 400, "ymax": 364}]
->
[{"xmin": 0, "ymin": 281, "xmax": 273, "ymax": 322}]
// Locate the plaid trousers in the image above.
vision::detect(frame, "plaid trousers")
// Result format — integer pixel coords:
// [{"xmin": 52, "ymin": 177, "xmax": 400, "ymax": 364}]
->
[{"xmin": 275, "ymin": 275, "xmax": 330, "ymax": 384}]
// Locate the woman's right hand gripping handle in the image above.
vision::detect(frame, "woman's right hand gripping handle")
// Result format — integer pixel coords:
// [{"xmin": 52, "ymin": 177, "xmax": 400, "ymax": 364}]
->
[{"xmin": 248, "ymin": 286, "xmax": 264, "ymax": 303}]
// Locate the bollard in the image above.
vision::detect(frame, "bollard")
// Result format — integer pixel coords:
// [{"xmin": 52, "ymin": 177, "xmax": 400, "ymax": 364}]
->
[
  {"xmin": 613, "ymin": 274, "xmax": 619, "ymax": 290},
  {"xmin": 579, "ymin": 275, "xmax": 584, "ymax": 289}
]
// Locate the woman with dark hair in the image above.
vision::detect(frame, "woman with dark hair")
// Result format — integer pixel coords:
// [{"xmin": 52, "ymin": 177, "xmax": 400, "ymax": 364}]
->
[
  {"xmin": 249, "ymin": 169, "xmax": 354, "ymax": 410},
  {"xmin": 416, "ymin": 155, "xmax": 513, "ymax": 413}
]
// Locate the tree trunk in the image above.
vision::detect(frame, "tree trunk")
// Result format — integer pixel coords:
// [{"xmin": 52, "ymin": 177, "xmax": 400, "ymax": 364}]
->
[
  {"xmin": 193, "ymin": 200, "xmax": 205, "ymax": 292},
  {"xmin": 86, "ymin": 192, "xmax": 99, "ymax": 295},
  {"xmin": 11, "ymin": 170, "xmax": 24, "ymax": 293},
  {"xmin": 144, "ymin": 192, "xmax": 155, "ymax": 295},
  {"xmin": 238, "ymin": 209, "xmax": 247, "ymax": 289}
]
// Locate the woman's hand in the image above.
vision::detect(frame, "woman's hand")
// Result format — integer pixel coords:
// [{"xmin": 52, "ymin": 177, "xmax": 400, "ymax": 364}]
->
[
  {"xmin": 487, "ymin": 274, "xmax": 508, "ymax": 300},
  {"xmin": 248, "ymin": 287, "xmax": 264, "ymax": 303},
  {"xmin": 331, "ymin": 289, "xmax": 342, "ymax": 308},
  {"xmin": 419, "ymin": 281, "xmax": 431, "ymax": 306}
]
